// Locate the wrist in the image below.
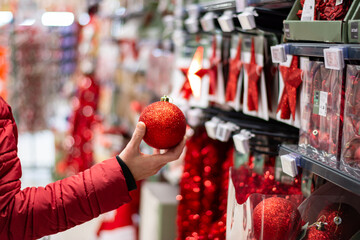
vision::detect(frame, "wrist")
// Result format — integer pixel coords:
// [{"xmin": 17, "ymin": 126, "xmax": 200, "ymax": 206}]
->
[{"xmin": 116, "ymin": 155, "xmax": 137, "ymax": 191}]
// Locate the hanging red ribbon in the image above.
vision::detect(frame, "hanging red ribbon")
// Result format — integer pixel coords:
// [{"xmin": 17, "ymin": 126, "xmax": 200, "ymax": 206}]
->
[
  {"xmin": 245, "ymin": 38, "xmax": 262, "ymax": 111},
  {"xmin": 277, "ymin": 56, "xmax": 302, "ymax": 120},
  {"xmin": 180, "ymin": 47, "xmax": 208, "ymax": 100},
  {"xmin": 208, "ymin": 36, "xmax": 220, "ymax": 95},
  {"xmin": 225, "ymin": 38, "xmax": 242, "ymax": 102}
]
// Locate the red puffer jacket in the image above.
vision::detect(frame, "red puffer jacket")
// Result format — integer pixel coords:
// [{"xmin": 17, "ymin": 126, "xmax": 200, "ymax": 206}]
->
[{"xmin": 0, "ymin": 97, "xmax": 132, "ymax": 240}]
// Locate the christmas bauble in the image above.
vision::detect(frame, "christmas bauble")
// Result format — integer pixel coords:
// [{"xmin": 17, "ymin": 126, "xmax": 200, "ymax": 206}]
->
[
  {"xmin": 253, "ymin": 197, "xmax": 302, "ymax": 240},
  {"xmin": 304, "ymin": 203, "xmax": 360, "ymax": 240},
  {"xmin": 139, "ymin": 96, "xmax": 186, "ymax": 149}
]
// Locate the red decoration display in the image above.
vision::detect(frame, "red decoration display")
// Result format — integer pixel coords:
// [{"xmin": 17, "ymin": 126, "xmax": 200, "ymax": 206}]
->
[
  {"xmin": 304, "ymin": 203, "xmax": 360, "ymax": 240},
  {"xmin": 139, "ymin": 96, "xmax": 186, "ymax": 149},
  {"xmin": 180, "ymin": 47, "xmax": 208, "ymax": 100},
  {"xmin": 277, "ymin": 56, "xmax": 303, "ymax": 120},
  {"xmin": 176, "ymin": 128, "xmax": 233, "ymax": 239},
  {"xmin": 208, "ymin": 36, "xmax": 220, "ymax": 95},
  {"xmin": 253, "ymin": 197, "xmax": 302, "ymax": 240},
  {"xmin": 245, "ymin": 38, "xmax": 262, "ymax": 111},
  {"xmin": 297, "ymin": 0, "xmax": 352, "ymax": 20},
  {"xmin": 342, "ymin": 65, "xmax": 360, "ymax": 171},
  {"xmin": 225, "ymin": 38, "xmax": 242, "ymax": 102}
]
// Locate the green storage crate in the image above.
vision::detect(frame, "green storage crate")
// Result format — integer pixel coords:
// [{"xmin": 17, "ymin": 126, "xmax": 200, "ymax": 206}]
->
[
  {"xmin": 348, "ymin": 3, "xmax": 360, "ymax": 43},
  {"xmin": 284, "ymin": 0, "xmax": 359, "ymax": 43}
]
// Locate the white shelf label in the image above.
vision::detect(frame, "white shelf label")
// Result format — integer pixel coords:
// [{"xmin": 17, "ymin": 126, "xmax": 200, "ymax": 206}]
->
[
  {"xmin": 185, "ymin": 17, "xmax": 199, "ymax": 33},
  {"xmin": 301, "ymin": 0, "xmax": 315, "ymax": 21},
  {"xmin": 233, "ymin": 130, "xmax": 254, "ymax": 154},
  {"xmin": 324, "ymin": 48, "xmax": 345, "ymax": 70},
  {"xmin": 319, "ymin": 91, "xmax": 328, "ymax": 117},
  {"xmin": 237, "ymin": 11, "xmax": 256, "ymax": 30},
  {"xmin": 280, "ymin": 154, "xmax": 299, "ymax": 177},
  {"xmin": 218, "ymin": 11, "xmax": 234, "ymax": 32},
  {"xmin": 200, "ymin": 12, "xmax": 215, "ymax": 32},
  {"xmin": 271, "ymin": 45, "xmax": 287, "ymax": 63}
]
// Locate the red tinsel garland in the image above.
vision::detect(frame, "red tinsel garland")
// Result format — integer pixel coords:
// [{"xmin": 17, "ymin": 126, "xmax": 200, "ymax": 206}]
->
[{"xmin": 177, "ymin": 128, "xmax": 233, "ymax": 240}]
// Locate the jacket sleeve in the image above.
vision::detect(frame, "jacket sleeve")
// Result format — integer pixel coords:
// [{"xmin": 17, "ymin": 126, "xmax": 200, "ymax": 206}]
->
[{"xmin": 2, "ymin": 157, "xmax": 132, "ymax": 240}]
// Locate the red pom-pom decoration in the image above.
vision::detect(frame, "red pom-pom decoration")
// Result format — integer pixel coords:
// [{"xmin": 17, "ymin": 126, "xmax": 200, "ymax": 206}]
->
[
  {"xmin": 304, "ymin": 203, "xmax": 360, "ymax": 240},
  {"xmin": 253, "ymin": 197, "xmax": 302, "ymax": 240},
  {"xmin": 139, "ymin": 96, "xmax": 186, "ymax": 149}
]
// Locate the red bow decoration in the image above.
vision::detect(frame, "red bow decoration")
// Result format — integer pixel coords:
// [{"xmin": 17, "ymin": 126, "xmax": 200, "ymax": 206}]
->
[
  {"xmin": 225, "ymin": 39, "xmax": 242, "ymax": 102},
  {"xmin": 244, "ymin": 38, "xmax": 262, "ymax": 111},
  {"xmin": 277, "ymin": 56, "xmax": 302, "ymax": 120},
  {"xmin": 208, "ymin": 36, "xmax": 221, "ymax": 95},
  {"xmin": 180, "ymin": 46, "xmax": 208, "ymax": 100}
]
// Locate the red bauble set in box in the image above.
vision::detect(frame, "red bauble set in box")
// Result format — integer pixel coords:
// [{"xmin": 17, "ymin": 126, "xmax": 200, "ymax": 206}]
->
[
  {"xmin": 299, "ymin": 61, "xmax": 345, "ymax": 163},
  {"xmin": 341, "ymin": 65, "xmax": 360, "ymax": 175}
]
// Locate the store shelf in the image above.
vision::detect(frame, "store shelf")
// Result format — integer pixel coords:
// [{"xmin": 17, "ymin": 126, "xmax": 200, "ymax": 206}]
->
[
  {"xmin": 281, "ymin": 43, "xmax": 360, "ymax": 60},
  {"xmin": 279, "ymin": 144, "xmax": 360, "ymax": 195}
]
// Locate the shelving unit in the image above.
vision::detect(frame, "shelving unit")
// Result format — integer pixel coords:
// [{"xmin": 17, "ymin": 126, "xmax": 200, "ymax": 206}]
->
[
  {"xmin": 280, "ymin": 42, "xmax": 360, "ymax": 60},
  {"xmin": 279, "ymin": 144, "xmax": 360, "ymax": 196}
]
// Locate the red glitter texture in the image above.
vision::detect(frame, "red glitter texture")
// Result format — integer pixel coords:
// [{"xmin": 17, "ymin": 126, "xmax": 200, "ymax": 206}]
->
[
  {"xmin": 253, "ymin": 197, "xmax": 302, "ymax": 240},
  {"xmin": 139, "ymin": 101, "xmax": 186, "ymax": 149},
  {"xmin": 304, "ymin": 203, "xmax": 360, "ymax": 240}
]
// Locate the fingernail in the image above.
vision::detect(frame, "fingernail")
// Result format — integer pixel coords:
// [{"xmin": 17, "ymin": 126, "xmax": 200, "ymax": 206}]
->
[{"xmin": 137, "ymin": 121, "xmax": 146, "ymax": 130}]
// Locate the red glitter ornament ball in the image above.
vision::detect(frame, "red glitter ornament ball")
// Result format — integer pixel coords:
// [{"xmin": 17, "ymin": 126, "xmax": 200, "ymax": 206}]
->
[
  {"xmin": 139, "ymin": 96, "xmax": 186, "ymax": 149},
  {"xmin": 304, "ymin": 203, "xmax": 360, "ymax": 240},
  {"xmin": 253, "ymin": 197, "xmax": 302, "ymax": 240}
]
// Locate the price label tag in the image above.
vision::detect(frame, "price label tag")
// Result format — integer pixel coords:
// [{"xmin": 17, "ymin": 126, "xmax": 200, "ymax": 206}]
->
[
  {"xmin": 237, "ymin": 11, "xmax": 256, "ymax": 30},
  {"xmin": 200, "ymin": 12, "xmax": 215, "ymax": 32},
  {"xmin": 205, "ymin": 120, "xmax": 218, "ymax": 140},
  {"xmin": 271, "ymin": 45, "xmax": 287, "ymax": 63},
  {"xmin": 301, "ymin": 0, "xmax": 315, "ymax": 21},
  {"xmin": 233, "ymin": 130, "xmax": 253, "ymax": 154},
  {"xmin": 319, "ymin": 91, "xmax": 328, "ymax": 117},
  {"xmin": 218, "ymin": 11, "xmax": 234, "ymax": 32},
  {"xmin": 280, "ymin": 153, "xmax": 300, "ymax": 177},
  {"xmin": 185, "ymin": 17, "xmax": 199, "ymax": 33},
  {"xmin": 351, "ymin": 22, "xmax": 359, "ymax": 40},
  {"xmin": 236, "ymin": 0, "xmax": 246, "ymax": 12},
  {"xmin": 323, "ymin": 48, "xmax": 345, "ymax": 70},
  {"xmin": 216, "ymin": 123, "xmax": 230, "ymax": 142},
  {"xmin": 187, "ymin": 108, "xmax": 204, "ymax": 127}
]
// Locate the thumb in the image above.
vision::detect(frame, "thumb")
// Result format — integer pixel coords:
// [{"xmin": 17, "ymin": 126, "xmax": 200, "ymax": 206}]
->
[{"xmin": 129, "ymin": 121, "xmax": 146, "ymax": 148}]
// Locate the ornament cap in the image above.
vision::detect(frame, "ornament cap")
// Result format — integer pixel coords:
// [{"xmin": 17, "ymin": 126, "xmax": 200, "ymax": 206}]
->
[{"xmin": 160, "ymin": 95, "xmax": 170, "ymax": 102}]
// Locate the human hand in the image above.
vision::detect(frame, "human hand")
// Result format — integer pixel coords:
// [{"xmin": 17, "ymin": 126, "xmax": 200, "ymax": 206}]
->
[{"xmin": 119, "ymin": 121, "xmax": 186, "ymax": 181}]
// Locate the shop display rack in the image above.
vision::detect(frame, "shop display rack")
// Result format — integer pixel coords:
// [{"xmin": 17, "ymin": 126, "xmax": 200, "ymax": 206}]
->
[
  {"xmin": 279, "ymin": 144, "xmax": 360, "ymax": 196},
  {"xmin": 280, "ymin": 42, "xmax": 360, "ymax": 60}
]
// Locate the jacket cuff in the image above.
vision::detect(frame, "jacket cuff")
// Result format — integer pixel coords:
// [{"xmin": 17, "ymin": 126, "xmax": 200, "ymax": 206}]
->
[{"xmin": 116, "ymin": 155, "xmax": 137, "ymax": 191}]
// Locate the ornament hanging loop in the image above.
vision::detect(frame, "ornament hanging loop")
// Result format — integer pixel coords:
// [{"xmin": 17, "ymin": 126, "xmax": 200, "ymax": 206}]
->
[{"xmin": 161, "ymin": 95, "xmax": 173, "ymax": 103}]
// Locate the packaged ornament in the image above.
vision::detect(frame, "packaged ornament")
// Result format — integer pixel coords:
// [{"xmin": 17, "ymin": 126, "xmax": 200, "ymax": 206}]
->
[
  {"xmin": 242, "ymin": 35, "xmax": 269, "ymax": 120},
  {"xmin": 298, "ymin": 61, "xmax": 345, "ymax": 163},
  {"xmin": 276, "ymin": 55, "xmax": 304, "ymax": 128},
  {"xmin": 226, "ymin": 166, "xmax": 303, "ymax": 240},
  {"xmin": 225, "ymin": 34, "xmax": 243, "ymax": 111},
  {"xmin": 341, "ymin": 65, "xmax": 360, "ymax": 176},
  {"xmin": 298, "ymin": 182, "xmax": 360, "ymax": 240}
]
